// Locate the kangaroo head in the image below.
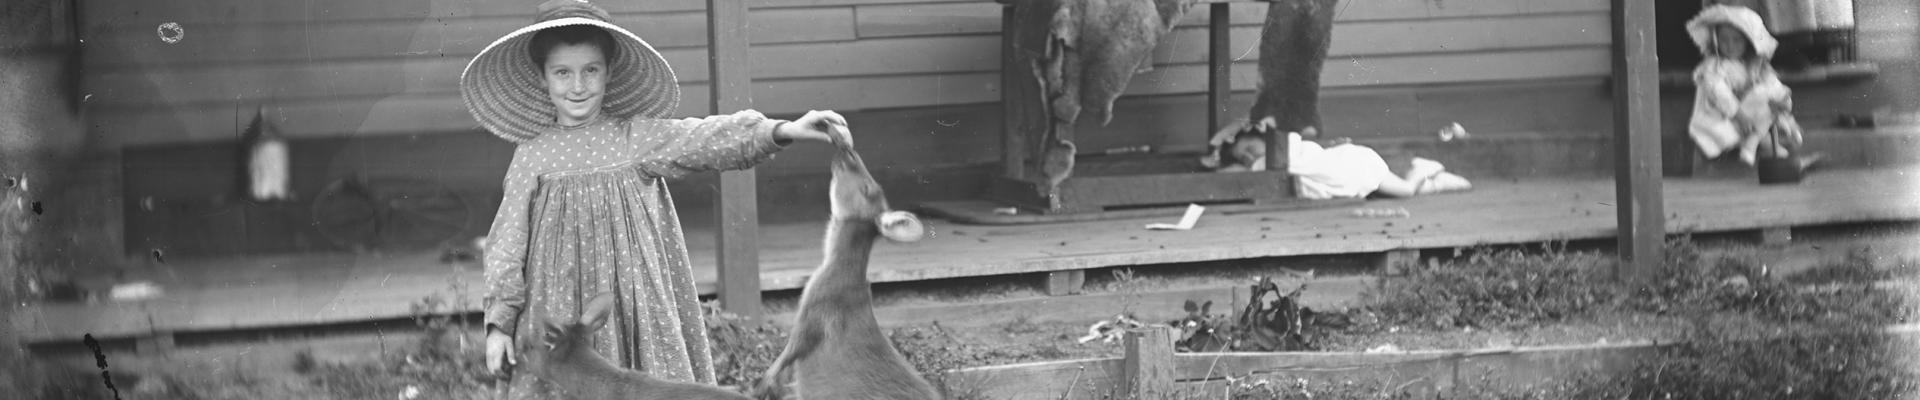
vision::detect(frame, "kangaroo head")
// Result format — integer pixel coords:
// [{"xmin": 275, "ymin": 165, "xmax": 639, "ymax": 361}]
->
[
  {"xmin": 520, "ymin": 292, "xmax": 617, "ymax": 373},
  {"xmin": 822, "ymin": 122, "xmax": 925, "ymax": 243}
]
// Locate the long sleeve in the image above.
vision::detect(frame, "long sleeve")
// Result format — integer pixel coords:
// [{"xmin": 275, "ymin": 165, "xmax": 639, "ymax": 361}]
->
[
  {"xmin": 625, "ymin": 110, "xmax": 789, "ymax": 180},
  {"xmin": 482, "ymin": 149, "xmax": 539, "ymax": 336},
  {"xmin": 1694, "ymin": 63, "xmax": 1742, "ymax": 117}
]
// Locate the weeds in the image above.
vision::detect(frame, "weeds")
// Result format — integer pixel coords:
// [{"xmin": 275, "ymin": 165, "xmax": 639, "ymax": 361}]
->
[
  {"xmin": 1364, "ymin": 241, "xmax": 1618, "ymax": 330},
  {"xmin": 703, "ymin": 302, "xmax": 787, "ymax": 388}
]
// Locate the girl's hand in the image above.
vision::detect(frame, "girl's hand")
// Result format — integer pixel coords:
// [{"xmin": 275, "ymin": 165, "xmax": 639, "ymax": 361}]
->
[
  {"xmin": 776, "ymin": 110, "xmax": 848, "ymax": 144},
  {"xmin": 485, "ymin": 326, "xmax": 515, "ymax": 374}
]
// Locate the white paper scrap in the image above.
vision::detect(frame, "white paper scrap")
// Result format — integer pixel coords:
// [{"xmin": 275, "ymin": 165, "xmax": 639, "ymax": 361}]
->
[{"xmin": 1146, "ymin": 204, "xmax": 1206, "ymax": 230}]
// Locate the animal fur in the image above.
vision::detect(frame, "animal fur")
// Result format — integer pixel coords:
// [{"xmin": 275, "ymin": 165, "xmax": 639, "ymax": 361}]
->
[
  {"xmin": 1022, "ymin": 0, "xmax": 1195, "ymax": 127},
  {"xmin": 517, "ymin": 292, "xmax": 752, "ymax": 400},
  {"xmin": 757, "ymin": 123, "xmax": 940, "ymax": 400}
]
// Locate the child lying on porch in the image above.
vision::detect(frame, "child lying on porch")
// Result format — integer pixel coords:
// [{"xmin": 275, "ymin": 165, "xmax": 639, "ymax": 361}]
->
[{"xmin": 1201, "ymin": 117, "xmax": 1471, "ymax": 200}]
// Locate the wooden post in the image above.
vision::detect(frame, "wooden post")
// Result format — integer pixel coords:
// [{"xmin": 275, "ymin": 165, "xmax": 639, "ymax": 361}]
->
[
  {"xmin": 1122, "ymin": 327, "xmax": 1176, "ymax": 399},
  {"xmin": 1000, "ymin": 3, "xmax": 1029, "ymax": 181},
  {"xmin": 709, "ymin": 0, "xmax": 761, "ymax": 318},
  {"xmin": 1610, "ymin": 0, "xmax": 1664, "ymax": 282},
  {"xmin": 1206, "ymin": 3, "xmax": 1231, "ymax": 136},
  {"xmin": 1044, "ymin": 270, "xmax": 1086, "ymax": 296}
]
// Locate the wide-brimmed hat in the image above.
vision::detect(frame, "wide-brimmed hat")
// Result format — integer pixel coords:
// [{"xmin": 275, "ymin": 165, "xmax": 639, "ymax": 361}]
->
[
  {"xmin": 460, "ymin": 0, "xmax": 679, "ymax": 143},
  {"xmin": 1686, "ymin": 5, "xmax": 1778, "ymax": 59}
]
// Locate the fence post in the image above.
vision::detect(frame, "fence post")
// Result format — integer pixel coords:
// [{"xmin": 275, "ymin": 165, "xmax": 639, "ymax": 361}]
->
[{"xmin": 1123, "ymin": 327, "xmax": 1176, "ymax": 399}]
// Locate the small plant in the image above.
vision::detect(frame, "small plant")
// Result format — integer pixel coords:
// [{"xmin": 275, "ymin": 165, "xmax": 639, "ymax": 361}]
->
[
  {"xmin": 1105, "ymin": 268, "xmax": 1142, "ymax": 292},
  {"xmin": 702, "ymin": 302, "xmax": 787, "ymax": 388}
]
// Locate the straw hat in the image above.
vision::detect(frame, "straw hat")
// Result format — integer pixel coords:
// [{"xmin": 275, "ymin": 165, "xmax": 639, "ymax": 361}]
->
[
  {"xmin": 460, "ymin": 0, "xmax": 679, "ymax": 143},
  {"xmin": 1686, "ymin": 5, "xmax": 1778, "ymax": 59}
]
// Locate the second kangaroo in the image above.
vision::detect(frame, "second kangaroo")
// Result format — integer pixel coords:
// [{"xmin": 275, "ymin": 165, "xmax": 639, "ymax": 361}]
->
[
  {"xmin": 757, "ymin": 120, "xmax": 940, "ymax": 400},
  {"xmin": 519, "ymin": 292, "xmax": 752, "ymax": 400}
]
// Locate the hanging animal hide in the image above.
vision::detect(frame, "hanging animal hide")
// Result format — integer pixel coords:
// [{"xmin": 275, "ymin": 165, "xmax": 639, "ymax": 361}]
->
[
  {"xmin": 1248, "ymin": 0, "xmax": 1339, "ymax": 134},
  {"xmin": 1020, "ymin": 0, "xmax": 1195, "ymax": 128}
]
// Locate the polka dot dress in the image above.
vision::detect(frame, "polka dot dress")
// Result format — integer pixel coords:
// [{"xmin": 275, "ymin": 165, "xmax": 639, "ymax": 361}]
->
[{"xmin": 483, "ymin": 110, "xmax": 786, "ymax": 397}]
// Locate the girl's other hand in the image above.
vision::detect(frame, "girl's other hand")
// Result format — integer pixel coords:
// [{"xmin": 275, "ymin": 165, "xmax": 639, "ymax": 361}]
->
[{"xmin": 486, "ymin": 326, "xmax": 515, "ymax": 374}]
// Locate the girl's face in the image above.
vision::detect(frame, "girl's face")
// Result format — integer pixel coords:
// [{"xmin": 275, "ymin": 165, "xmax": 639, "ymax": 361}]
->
[
  {"xmin": 1712, "ymin": 25, "xmax": 1750, "ymax": 59},
  {"xmin": 543, "ymin": 43, "xmax": 607, "ymax": 127},
  {"xmin": 1231, "ymin": 136, "xmax": 1267, "ymax": 166}
]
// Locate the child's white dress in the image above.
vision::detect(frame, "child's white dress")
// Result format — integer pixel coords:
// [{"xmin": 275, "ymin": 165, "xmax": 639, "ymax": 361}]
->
[
  {"xmin": 1242, "ymin": 132, "xmax": 1395, "ymax": 200},
  {"xmin": 1687, "ymin": 5, "xmax": 1801, "ymax": 164}
]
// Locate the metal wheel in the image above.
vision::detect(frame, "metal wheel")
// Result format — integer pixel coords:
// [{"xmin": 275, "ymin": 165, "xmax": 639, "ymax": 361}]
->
[{"xmin": 311, "ymin": 177, "xmax": 471, "ymax": 253}]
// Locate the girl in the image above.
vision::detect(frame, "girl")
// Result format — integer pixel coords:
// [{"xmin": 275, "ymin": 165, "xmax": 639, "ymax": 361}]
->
[
  {"xmin": 1204, "ymin": 118, "xmax": 1471, "ymax": 199},
  {"xmin": 1687, "ymin": 4, "xmax": 1812, "ymax": 167},
  {"xmin": 460, "ymin": 1, "xmax": 841, "ymax": 396}
]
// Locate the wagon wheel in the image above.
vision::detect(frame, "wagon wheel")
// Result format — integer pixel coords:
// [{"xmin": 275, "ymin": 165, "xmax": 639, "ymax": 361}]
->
[{"xmin": 311, "ymin": 177, "xmax": 472, "ymax": 253}]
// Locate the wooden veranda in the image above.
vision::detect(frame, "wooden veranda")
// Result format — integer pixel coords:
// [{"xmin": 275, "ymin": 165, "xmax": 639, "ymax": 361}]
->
[{"xmin": 24, "ymin": 0, "xmax": 1920, "ymax": 349}]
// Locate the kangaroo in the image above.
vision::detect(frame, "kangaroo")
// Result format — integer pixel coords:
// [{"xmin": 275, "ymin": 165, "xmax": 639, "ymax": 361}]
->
[
  {"xmin": 756, "ymin": 121, "xmax": 940, "ymax": 400},
  {"xmin": 518, "ymin": 292, "xmax": 753, "ymax": 400}
]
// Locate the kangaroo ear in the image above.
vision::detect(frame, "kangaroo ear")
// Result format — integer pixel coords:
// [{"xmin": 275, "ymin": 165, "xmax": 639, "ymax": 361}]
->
[
  {"xmin": 1183, "ymin": 300, "xmax": 1198, "ymax": 313},
  {"xmin": 1202, "ymin": 300, "xmax": 1213, "ymax": 315},
  {"xmin": 580, "ymin": 293, "xmax": 616, "ymax": 331},
  {"xmin": 876, "ymin": 211, "xmax": 927, "ymax": 242}
]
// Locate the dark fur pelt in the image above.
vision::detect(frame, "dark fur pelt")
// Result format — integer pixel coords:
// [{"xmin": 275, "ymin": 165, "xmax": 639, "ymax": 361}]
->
[{"xmin": 1248, "ymin": 0, "xmax": 1339, "ymax": 134}]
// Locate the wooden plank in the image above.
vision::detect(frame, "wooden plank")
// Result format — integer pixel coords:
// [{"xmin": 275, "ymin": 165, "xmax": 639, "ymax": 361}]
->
[
  {"xmin": 1123, "ymin": 327, "xmax": 1177, "ymax": 399},
  {"xmin": 942, "ymin": 358, "xmax": 1127, "ymax": 400},
  {"xmin": 77, "ymin": 0, "xmax": 708, "ymax": 27},
  {"xmin": 1172, "ymin": 351, "xmax": 1452, "ymax": 380},
  {"xmin": 1759, "ymin": 227, "xmax": 1793, "ymax": 246},
  {"xmin": 749, "ymin": 35, "xmax": 1002, "ymax": 79},
  {"xmin": 855, "ymin": 2, "xmax": 1002, "ymax": 38},
  {"xmin": 1428, "ymin": 0, "xmax": 1523, "ymax": 18},
  {"xmin": 1157, "ymin": 13, "xmax": 1610, "ymax": 66},
  {"xmin": 710, "ymin": 0, "xmax": 763, "ymax": 318},
  {"xmin": 83, "ymin": 9, "xmax": 849, "ymax": 69},
  {"xmin": 1527, "ymin": 0, "xmax": 1609, "ymax": 14},
  {"xmin": 991, "ymin": 171, "xmax": 1295, "ymax": 213},
  {"xmin": 1126, "ymin": 47, "xmax": 1612, "ymax": 96},
  {"xmin": 777, "ymin": 276, "xmax": 1373, "ymax": 330},
  {"xmin": 1609, "ymin": 0, "xmax": 1663, "ymax": 281},
  {"xmin": 1327, "ymin": 0, "xmax": 1428, "ymax": 21}
]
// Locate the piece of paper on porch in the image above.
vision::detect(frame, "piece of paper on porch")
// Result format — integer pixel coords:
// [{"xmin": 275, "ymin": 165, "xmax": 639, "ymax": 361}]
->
[{"xmin": 1146, "ymin": 204, "xmax": 1206, "ymax": 230}]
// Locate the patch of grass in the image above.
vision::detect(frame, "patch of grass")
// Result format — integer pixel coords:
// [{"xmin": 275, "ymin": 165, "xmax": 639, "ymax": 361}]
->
[
  {"xmin": 301, "ymin": 317, "xmax": 498, "ymax": 400},
  {"xmin": 703, "ymin": 303, "xmax": 788, "ymax": 388},
  {"xmin": 1345, "ymin": 236, "xmax": 1919, "ymax": 399},
  {"xmin": 1363, "ymin": 241, "xmax": 1621, "ymax": 330}
]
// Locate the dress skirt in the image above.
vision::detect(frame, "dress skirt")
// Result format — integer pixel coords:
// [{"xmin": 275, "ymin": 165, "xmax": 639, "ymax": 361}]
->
[{"xmin": 507, "ymin": 163, "xmax": 717, "ymax": 397}]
